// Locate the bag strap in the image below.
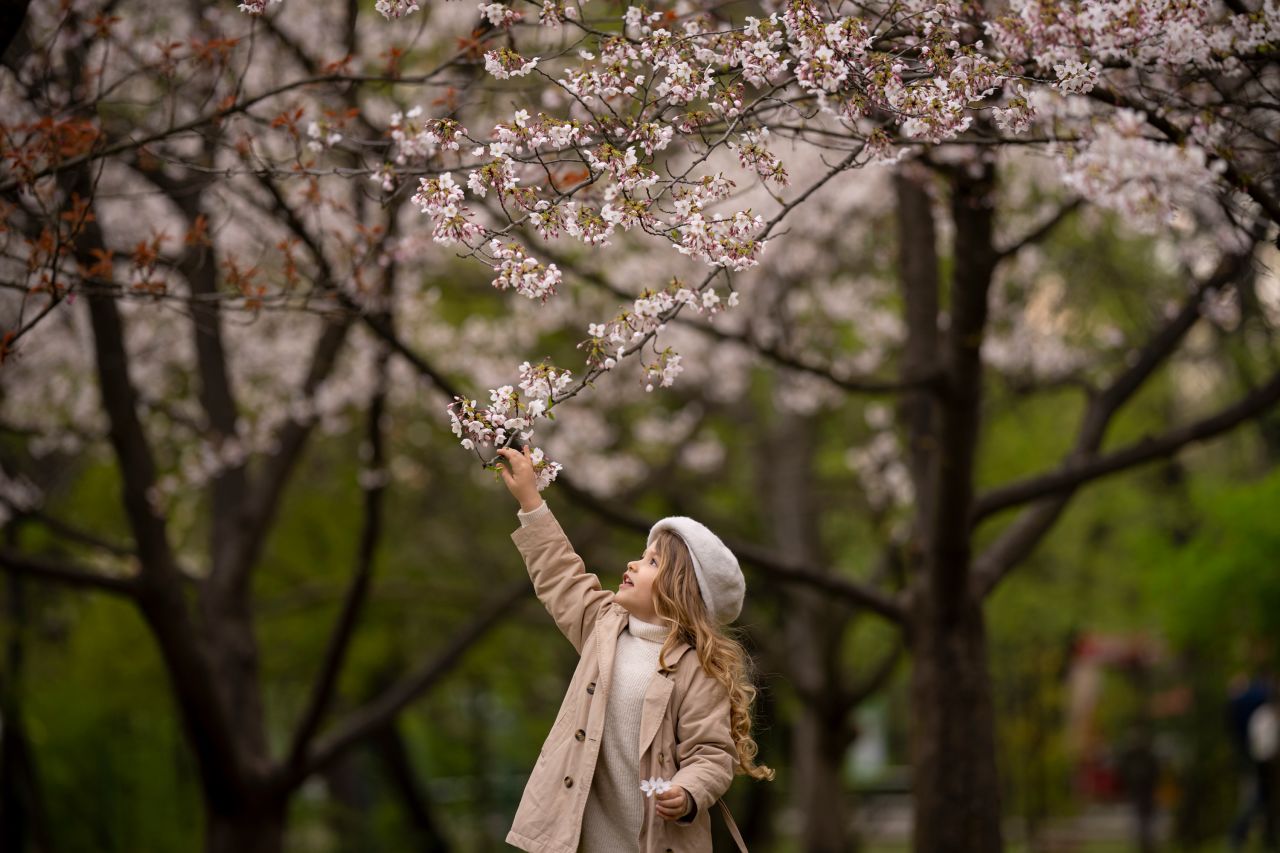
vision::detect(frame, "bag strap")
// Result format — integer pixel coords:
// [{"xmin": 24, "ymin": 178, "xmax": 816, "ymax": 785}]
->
[{"xmin": 716, "ymin": 798, "xmax": 749, "ymax": 853}]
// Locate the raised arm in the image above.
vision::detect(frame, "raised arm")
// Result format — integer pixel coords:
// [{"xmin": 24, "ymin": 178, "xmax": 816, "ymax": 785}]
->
[{"xmin": 497, "ymin": 446, "xmax": 614, "ymax": 653}]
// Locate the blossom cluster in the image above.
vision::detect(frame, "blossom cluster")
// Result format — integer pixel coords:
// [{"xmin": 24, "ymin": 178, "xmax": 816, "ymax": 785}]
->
[
  {"xmin": 479, "ymin": 2, "xmax": 522, "ymax": 28},
  {"xmin": 445, "ymin": 362, "xmax": 576, "ymax": 490},
  {"xmin": 576, "ymin": 281, "xmax": 741, "ymax": 376},
  {"xmin": 237, "ymin": 0, "xmax": 281, "ymax": 15},
  {"xmin": 489, "ymin": 240, "xmax": 561, "ymax": 302},
  {"xmin": 1060, "ymin": 108, "xmax": 1224, "ymax": 229},
  {"xmin": 411, "ymin": 173, "xmax": 484, "ymax": 245},
  {"xmin": 375, "ymin": 0, "xmax": 420, "ymax": 19},
  {"xmin": 640, "ymin": 777, "xmax": 672, "ymax": 798},
  {"xmin": 387, "ymin": 109, "xmax": 464, "ymax": 166},
  {"xmin": 729, "ymin": 128, "xmax": 789, "ymax": 187},
  {"xmin": 484, "ymin": 47, "xmax": 539, "ymax": 79}
]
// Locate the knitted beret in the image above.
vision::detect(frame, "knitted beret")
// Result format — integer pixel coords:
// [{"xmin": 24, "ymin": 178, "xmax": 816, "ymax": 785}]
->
[{"xmin": 647, "ymin": 516, "xmax": 745, "ymax": 625}]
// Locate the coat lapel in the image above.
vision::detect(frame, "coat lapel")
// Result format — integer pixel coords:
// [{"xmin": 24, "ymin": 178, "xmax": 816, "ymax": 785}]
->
[
  {"xmin": 636, "ymin": 672, "xmax": 675, "ymax": 761},
  {"xmin": 636, "ymin": 638, "xmax": 693, "ymax": 761}
]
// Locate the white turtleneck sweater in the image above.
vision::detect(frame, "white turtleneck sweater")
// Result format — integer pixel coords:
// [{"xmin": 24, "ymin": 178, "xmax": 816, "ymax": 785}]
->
[
  {"xmin": 579, "ymin": 613, "xmax": 667, "ymax": 852},
  {"xmin": 517, "ymin": 500, "xmax": 669, "ymax": 853}
]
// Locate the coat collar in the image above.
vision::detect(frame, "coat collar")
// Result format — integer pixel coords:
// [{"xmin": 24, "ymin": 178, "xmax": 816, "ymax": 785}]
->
[{"xmin": 604, "ymin": 603, "xmax": 693, "ymax": 669}]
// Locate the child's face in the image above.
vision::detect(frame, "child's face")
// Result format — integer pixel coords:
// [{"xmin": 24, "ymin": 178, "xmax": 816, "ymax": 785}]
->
[{"xmin": 617, "ymin": 542, "xmax": 661, "ymax": 622}]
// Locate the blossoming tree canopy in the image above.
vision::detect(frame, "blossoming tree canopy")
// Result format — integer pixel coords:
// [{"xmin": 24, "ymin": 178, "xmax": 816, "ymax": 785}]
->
[
  {"xmin": 6, "ymin": 0, "xmax": 1277, "ymax": 492},
  {"xmin": 376, "ymin": 0, "xmax": 1278, "ymax": 487}
]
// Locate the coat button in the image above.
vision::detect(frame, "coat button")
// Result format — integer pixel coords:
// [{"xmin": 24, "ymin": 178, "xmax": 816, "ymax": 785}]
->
[
  {"xmin": 658, "ymin": 752, "xmax": 665, "ymax": 764},
  {"xmin": 564, "ymin": 776, "xmax": 574, "ymax": 788},
  {"xmin": 586, "ymin": 682, "xmax": 596, "ymax": 694},
  {"xmin": 575, "ymin": 729, "xmax": 586, "ymax": 741}
]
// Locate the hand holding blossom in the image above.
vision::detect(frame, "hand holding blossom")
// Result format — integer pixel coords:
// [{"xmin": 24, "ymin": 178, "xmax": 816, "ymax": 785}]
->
[
  {"xmin": 641, "ymin": 777, "xmax": 691, "ymax": 821},
  {"xmin": 495, "ymin": 445, "xmax": 543, "ymax": 512}
]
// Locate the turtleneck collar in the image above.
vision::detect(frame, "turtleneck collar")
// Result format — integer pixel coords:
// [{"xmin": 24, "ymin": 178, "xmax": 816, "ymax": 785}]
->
[{"xmin": 627, "ymin": 614, "xmax": 670, "ymax": 643}]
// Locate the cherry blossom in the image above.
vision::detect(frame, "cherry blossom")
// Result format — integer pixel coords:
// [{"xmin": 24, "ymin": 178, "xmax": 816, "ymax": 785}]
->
[
  {"xmin": 489, "ymin": 240, "xmax": 562, "ymax": 302},
  {"xmin": 484, "ymin": 47, "xmax": 539, "ymax": 79},
  {"xmin": 640, "ymin": 777, "xmax": 672, "ymax": 798},
  {"xmin": 375, "ymin": 0, "xmax": 420, "ymax": 19}
]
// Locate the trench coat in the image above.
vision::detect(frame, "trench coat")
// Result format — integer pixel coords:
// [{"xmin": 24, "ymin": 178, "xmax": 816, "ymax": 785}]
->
[{"xmin": 505, "ymin": 505, "xmax": 737, "ymax": 853}]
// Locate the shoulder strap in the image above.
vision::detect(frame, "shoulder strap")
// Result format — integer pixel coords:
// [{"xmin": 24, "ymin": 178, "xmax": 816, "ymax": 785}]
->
[{"xmin": 716, "ymin": 799, "xmax": 749, "ymax": 853}]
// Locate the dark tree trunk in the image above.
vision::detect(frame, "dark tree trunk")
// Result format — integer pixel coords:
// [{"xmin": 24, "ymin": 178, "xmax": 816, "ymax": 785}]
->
[
  {"xmin": 907, "ymin": 592, "xmax": 1003, "ymax": 853},
  {"xmin": 205, "ymin": 805, "xmax": 287, "ymax": 853},
  {"xmin": 760, "ymin": 411, "xmax": 858, "ymax": 853},
  {"xmin": 898, "ymin": 158, "xmax": 1005, "ymax": 853}
]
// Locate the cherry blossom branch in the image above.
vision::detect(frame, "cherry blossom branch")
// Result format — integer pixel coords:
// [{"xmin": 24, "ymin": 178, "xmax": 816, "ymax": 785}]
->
[
  {"xmin": 0, "ymin": 55, "xmax": 473, "ymax": 196},
  {"xmin": 1087, "ymin": 85, "xmax": 1280, "ymax": 229},
  {"xmin": 535, "ymin": 241, "xmax": 938, "ymax": 395},
  {"xmin": 455, "ymin": 144, "xmax": 868, "ymax": 476}
]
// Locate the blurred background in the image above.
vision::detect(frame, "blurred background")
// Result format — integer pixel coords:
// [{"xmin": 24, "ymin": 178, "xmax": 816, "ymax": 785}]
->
[{"xmin": 2, "ymin": 0, "xmax": 1279, "ymax": 851}]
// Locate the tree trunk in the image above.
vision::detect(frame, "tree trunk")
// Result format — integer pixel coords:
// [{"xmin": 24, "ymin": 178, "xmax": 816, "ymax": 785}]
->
[
  {"xmin": 205, "ymin": 804, "xmax": 286, "ymax": 853},
  {"xmin": 759, "ymin": 411, "xmax": 857, "ymax": 852},
  {"xmin": 791, "ymin": 701, "xmax": 858, "ymax": 852},
  {"xmin": 902, "ymin": 158, "xmax": 1005, "ymax": 853},
  {"xmin": 908, "ymin": 589, "xmax": 1003, "ymax": 853}
]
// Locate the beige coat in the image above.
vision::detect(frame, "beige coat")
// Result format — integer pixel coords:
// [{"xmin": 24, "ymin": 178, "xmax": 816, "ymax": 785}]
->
[{"xmin": 505, "ymin": 506, "xmax": 737, "ymax": 853}]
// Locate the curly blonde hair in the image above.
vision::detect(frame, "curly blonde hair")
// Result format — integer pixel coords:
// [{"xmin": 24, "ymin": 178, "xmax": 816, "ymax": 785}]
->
[{"xmin": 648, "ymin": 529, "xmax": 775, "ymax": 782}]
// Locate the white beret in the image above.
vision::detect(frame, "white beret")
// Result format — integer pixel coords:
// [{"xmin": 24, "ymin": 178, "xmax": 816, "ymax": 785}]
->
[{"xmin": 647, "ymin": 516, "xmax": 745, "ymax": 625}]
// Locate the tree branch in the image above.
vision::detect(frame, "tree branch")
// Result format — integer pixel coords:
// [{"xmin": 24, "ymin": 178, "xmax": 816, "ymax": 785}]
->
[
  {"xmin": 971, "ymin": 250, "xmax": 1256, "ymax": 596},
  {"xmin": 975, "ymin": 368, "xmax": 1280, "ymax": 520},
  {"xmin": 284, "ymin": 251, "xmax": 396, "ymax": 776},
  {"xmin": 287, "ymin": 579, "xmax": 528, "ymax": 786},
  {"xmin": 3, "ymin": 507, "xmax": 135, "ymax": 558},
  {"xmin": 846, "ymin": 639, "xmax": 905, "ymax": 707},
  {"xmin": 552, "ymin": 475, "xmax": 907, "ymax": 625},
  {"xmin": 994, "ymin": 198, "xmax": 1083, "ymax": 261},
  {"xmin": 0, "ymin": 548, "xmax": 137, "ymax": 595},
  {"xmin": 133, "ymin": 155, "xmax": 252, "ymax": 590},
  {"xmin": 1089, "ymin": 85, "xmax": 1280, "ymax": 228},
  {"xmin": 537, "ymin": 241, "xmax": 943, "ymax": 396}
]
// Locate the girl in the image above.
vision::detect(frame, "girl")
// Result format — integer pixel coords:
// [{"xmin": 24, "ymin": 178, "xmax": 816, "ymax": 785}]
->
[{"xmin": 495, "ymin": 444, "xmax": 773, "ymax": 853}]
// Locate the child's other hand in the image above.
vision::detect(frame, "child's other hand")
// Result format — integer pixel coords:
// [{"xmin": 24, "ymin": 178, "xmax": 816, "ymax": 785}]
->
[
  {"xmin": 495, "ymin": 445, "xmax": 542, "ymax": 512},
  {"xmin": 654, "ymin": 785, "xmax": 691, "ymax": 821}
]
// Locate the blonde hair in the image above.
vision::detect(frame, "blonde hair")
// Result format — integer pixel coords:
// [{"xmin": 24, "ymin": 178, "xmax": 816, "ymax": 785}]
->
[{"xmin": 649, "ymin": 529, "xmax": 776, "ymax": 782}]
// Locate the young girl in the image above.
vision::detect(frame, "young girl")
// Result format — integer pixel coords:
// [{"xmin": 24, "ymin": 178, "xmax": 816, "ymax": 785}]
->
[{"xmin": 495, "ymin": 444, "xmax": 774, "ymax": 853}]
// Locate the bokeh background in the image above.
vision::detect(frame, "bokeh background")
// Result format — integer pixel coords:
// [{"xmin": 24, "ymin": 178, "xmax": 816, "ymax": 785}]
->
[{"xmin": 2, "ymin": 0, "xmax": 1279, "ymax": 851}]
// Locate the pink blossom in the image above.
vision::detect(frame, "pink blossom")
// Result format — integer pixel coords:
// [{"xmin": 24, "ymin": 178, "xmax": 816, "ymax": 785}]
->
[
  {"xmin": 485, "ymin": 47, "xmax": 539, "ymax": 79},
  {"xmin": 376, "ymin": 0, "xmax": 420, "ymax": 19},
  {"xmin": 489, "ymin": 241, "xmax": 561, "ymax": 301}
]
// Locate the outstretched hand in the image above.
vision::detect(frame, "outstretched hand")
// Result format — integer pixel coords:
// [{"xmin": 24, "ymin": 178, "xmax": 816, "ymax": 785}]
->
[{"xmin": 495, "ymin": 445, "xmax": 543, "ymax": 512}]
